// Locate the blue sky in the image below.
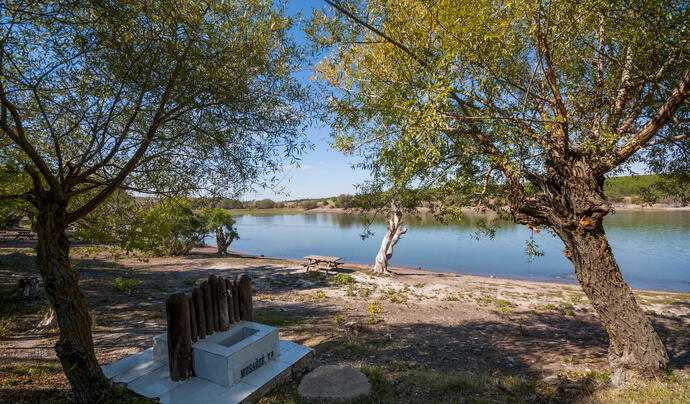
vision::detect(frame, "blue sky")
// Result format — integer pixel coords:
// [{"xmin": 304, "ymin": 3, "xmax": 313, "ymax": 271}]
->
[{"xmin": 247, "ymin": 0, "xmax": 370, "ymax": 201}]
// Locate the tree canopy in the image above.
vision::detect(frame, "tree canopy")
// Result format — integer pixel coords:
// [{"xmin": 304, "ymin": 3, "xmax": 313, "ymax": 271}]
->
[
  {"xmin": 309, "ymin": 0, "xmax": 688, "ymax": 208},
  {"xmin": 309, "ymin": 0, "xmax": 689, "ymax": 379},
  {"xmin": 1, "ymin": 0, "xmax": 311, "ymax": 214},
  {"xmin": 0, "ymin": 1, "xmax": 311, "ymax": 401}
]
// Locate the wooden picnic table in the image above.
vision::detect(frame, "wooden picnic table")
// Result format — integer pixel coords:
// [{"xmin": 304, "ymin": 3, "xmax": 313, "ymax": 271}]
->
[
  {"xmin": 13, "ymin": 230, "xmax": 36, "ymax": 240},
  {"xmin": 303, "ymin": 255, "xmax": 343, "ymax": 274}
]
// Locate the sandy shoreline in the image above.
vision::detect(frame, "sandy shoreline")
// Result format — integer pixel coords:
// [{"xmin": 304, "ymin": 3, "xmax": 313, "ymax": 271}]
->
[{"xmin": 217, "ymin": 247, "xmax": 688, "ymax": 295}]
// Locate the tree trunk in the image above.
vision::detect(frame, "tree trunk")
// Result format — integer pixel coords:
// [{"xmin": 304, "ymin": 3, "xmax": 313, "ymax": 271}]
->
[
  {"xmin": 35, "ymin": 203, "xmax": 110, "ymax": 403},
  {"xmin": 215, "ymin": 227, "xmax": 235, "ymax": 255},
  {"xmin": 557, "ymin": 221, "xmax": 668, "ymax": 381},
  {"xmin": 511, "ymin": 158, "xmax": 668, "ymax": 380},
  {"xmin": 373, "ymin": 212, "xmax": 407, "ymax": 274}
]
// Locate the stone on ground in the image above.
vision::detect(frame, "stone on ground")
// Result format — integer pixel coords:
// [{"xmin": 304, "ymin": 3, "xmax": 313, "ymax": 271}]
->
[{"xmin": 298, "ymin": 364, "xmax": 371, "ymax": 399}]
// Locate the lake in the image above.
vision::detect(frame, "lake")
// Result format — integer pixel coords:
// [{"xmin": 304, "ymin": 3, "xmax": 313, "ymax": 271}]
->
[{"xmin": 217, "ymin": 210, "xmax": 690, "ymax": 292}]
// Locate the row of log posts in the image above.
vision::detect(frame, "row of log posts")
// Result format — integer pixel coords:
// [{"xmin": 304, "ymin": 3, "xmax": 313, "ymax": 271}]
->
[{"xmin": 165, "ymin": 274, "xmax": 254, "ymax": 381}]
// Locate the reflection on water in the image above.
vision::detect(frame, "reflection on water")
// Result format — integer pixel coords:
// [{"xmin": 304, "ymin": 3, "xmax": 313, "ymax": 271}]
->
[{"xmin": 215, "ymin": 210, "xmax": 690, "ymax": 292}]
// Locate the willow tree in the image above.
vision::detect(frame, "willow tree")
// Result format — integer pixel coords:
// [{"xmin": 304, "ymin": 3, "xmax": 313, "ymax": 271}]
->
[
  {"xmin": 310, "ymin": 0, "xmax": 689, "ymax": 380},
  {"xmin": 0, "ymin": 0, "xmax": 309, "ymax": 401}
]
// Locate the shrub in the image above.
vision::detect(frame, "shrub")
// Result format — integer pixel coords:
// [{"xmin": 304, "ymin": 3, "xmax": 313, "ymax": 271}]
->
[
  {"xmin": 256, "ymin": 198, "xmax": 276, "ymax": 209},
  {"xmin": 333, "ymin": 273, "xmax": 355, "ymax": 285},
  {"xmin": 0, "ymin": 317, "xmax": 11, "ymax": 340},
  {"xmin": 368, "ymin": 301, "xmax": 381, "ymax": 323},
  {"xmin": 335, "ymin": 194, "xmax": 353, "ymax": 208},
  {"xmin": 113, "ymin": 277, "xmax": 139, "ymax": 294},
  {"xmin": 121, "ymin": 199, "xmax": 207, "ymax": 256},
  {"xmin": 301, "ymin": 200, "xmax": 318, "ymax": 210},
  {"xmin": 217, "ymin": 198, "xmax": 243, "ymax": 209}
]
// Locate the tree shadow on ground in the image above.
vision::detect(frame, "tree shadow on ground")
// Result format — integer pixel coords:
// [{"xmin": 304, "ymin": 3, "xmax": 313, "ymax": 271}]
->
[{"xmin": 2, "ymin": 247, "xmax": 689, "ymax": 403}]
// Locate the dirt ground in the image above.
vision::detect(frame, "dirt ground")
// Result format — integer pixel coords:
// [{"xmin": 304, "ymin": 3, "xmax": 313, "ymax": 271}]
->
[{"xmin": 1, "ymin": 240, "xmax": 689, "ymax": 403}]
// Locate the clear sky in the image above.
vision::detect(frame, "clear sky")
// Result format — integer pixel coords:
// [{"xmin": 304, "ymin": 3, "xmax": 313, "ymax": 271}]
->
[{"xmin": 246, "ymin": 0, "xmax": 370, "ymax": 201}]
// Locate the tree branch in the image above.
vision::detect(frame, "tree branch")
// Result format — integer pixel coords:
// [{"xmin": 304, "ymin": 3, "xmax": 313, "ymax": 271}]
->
[{"xmin": 604, "ymin": 66, "xmax": 690, "ymax": 170}]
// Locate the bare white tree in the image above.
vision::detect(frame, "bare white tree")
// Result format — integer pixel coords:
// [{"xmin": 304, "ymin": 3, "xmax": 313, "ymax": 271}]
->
[{"xmin": 373, "ymin": 209, "xmax": 407, "ymax": 274}]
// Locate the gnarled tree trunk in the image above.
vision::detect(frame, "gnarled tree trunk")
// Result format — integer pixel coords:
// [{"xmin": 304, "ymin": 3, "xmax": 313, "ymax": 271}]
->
[
  {"xmin": 215, "ymin": 227, "xmax": 235, "ymax": 255},
  {"xmin": 512, "ymin": 157, "xmax": 668, "ymax": 381},
  {"xmin": 373, "ymin": 212, "xmax": 407, "ymax": 274},
  {"xmin": 35, "ymin": 202, "xmax": 110, "ymax": 403},
  {"xmin": 558, "ymin": 221, "xmax": 668, "ymax": 381}
]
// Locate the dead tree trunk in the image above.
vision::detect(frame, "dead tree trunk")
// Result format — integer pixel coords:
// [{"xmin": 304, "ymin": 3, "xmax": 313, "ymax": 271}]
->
[
  {"xmin": 511, "ymin": 157, "xmax": 668, "ymax": 381},
  {"xmin": 33, "ymin": 307, "xmax": 57, "ymax": 332},
  {"xmin": 34, "ymin": 202, "xmax": 110, "ymax": 403},
  {"xmin": 373, "ymin": 211, "xmax": 407, "ymax": 275},
  {"xmin": 215, "ymin": 227, "xmax": 235, "ymax": 255}
]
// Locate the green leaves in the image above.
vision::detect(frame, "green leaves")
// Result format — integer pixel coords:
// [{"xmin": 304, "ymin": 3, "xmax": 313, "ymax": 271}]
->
[
  {"xmin": 1, "ymin": 0, "xmax": 313, "ymax": 219},
  {"xmin": 311, "ymin": 0, "xmax": 689, "ymax": 215}
]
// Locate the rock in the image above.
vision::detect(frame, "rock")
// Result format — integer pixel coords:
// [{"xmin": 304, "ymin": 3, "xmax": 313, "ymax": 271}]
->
[
  {"xmin": 506, "ymin": 356, "xmax": 516, "ymax": 366},
  {"xmin": 298, "ymin": 365, "xmax": 371, "ymax": 400},
  {"xmin": 343, "ymin": 321, "xmax": 362, "ymax": 334},
  {"xmin": 540, "ymin": 375, "xmax": 559, "ymax": 385}
]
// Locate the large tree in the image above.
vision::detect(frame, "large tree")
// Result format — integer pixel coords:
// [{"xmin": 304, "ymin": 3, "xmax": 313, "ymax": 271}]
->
[
  {"xmin": 310, "ymin": 0, "xmax": 689, "ymax": 381},
  {"xmin": 0, "ymin": 0, "xmax": 310, "ymax": 401}
]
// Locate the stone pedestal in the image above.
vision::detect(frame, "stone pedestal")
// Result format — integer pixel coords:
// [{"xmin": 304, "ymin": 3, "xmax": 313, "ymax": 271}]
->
[
  {"xmin": 105, "ymin": 321, "xmax": 313, "ymax": 404},
  {"xmin": 154, "ymin": 321, "xmax": 279, "ymax": 387}
]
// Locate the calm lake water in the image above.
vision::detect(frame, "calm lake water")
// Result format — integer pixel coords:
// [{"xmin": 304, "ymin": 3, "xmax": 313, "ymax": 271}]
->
[{"xmin": 218, "ymin": 210, "xmax": 690, "ymax": 292}]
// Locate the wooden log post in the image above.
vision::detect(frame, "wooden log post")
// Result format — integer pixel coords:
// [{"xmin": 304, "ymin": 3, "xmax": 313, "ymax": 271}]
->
[
  {"xmin": 209, "ymin": 275, "xmax": 220, "ymax": 331},
  {"xmin": 192, "ymin": 287, "xmax": 206, "ymax": 339},
  {"xmin": 237, "ymin": 274, "xmax": 253, "ymax": 321},
  {"xmin": 165, "ymin": 293, "xmax": 193, "ymax": 381},
  {"xmin": 188, "ymin": 295, "xmax": 198, "ymax": 343},
  {"xmin": 218, "ymin": 276, "xmax": 230, "ymax": 331},
  {"xmin": 200, "ymin": 281, "xmax": 214, "ymax": 333},
  {"xmin": 225, "ymin": 278, "xmax": 235, "ymax": 324},
  {"xmin": 231, "ymin": 277, "xmax": 240, "ymax": 322}
]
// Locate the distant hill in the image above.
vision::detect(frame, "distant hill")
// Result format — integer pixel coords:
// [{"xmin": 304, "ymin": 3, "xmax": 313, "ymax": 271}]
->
[{"xmin": 604, "ymin": 174, "xmax": 689, "ymax": 206}]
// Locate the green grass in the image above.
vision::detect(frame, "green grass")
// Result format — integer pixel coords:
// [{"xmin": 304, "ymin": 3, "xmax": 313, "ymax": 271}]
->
[
  {"xmin": 0, "ymin": 317, "xmax": 11, "ymax": 339},
  {"xmin": 113, "ymin": 277, "xmax": 139, "ymax": 294},
  {"xmin": 592, "ymin": 375, "xmax": 690, "ymax": 403},
  {"xmin": 253, "ymin": 307, "xmax": 303, "ymax": 327},
  {"xmin": 333, "ymin": 273, "xmax": 356, "ymax": 285},
  {"xmin": 182, "ymin": 278, "xmax": 197, "ymax": 287}
]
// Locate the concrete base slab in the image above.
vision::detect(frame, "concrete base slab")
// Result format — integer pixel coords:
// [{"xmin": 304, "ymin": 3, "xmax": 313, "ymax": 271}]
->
[{"xmin": 103, "ymin": 340, "xmax": 313, "ymax": 404}]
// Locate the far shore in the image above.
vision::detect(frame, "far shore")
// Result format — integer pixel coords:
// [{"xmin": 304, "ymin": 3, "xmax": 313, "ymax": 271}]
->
[{"xmin": 227, "ymin": 203, "xmax": 690, "ymax": 216}]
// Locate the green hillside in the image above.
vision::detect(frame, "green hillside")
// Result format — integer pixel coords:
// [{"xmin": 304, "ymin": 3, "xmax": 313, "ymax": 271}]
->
[{"xmin": 605, "ymin": 174, "xmax": 689, "ymax": 205}]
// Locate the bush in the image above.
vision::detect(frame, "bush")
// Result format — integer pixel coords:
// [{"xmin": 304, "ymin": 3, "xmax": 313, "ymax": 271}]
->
[
  {"xmin": 113, "ymin": 277, "xmax": 139, "ymax": 294},
  {"xmin": 335, "ymin": 194, "xmax": 353, "ymax": 208},
  {"xmin": 301, "ymin": 200, "xmax": 318, "ymax": 210},
  {"xmin": 256, "ymin": 198, "xmax": 276, "ymax": 209},
  {"xmin": 217, "ymin": 198, "xmax": 243, "ymax": 209},
  {"xmin": 121, "ymin": 199, "xmax": 207, "ymax": 256},
  {"xmin": 334, "ymin": 273, "xmax": 355, "ymax": 285}
]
